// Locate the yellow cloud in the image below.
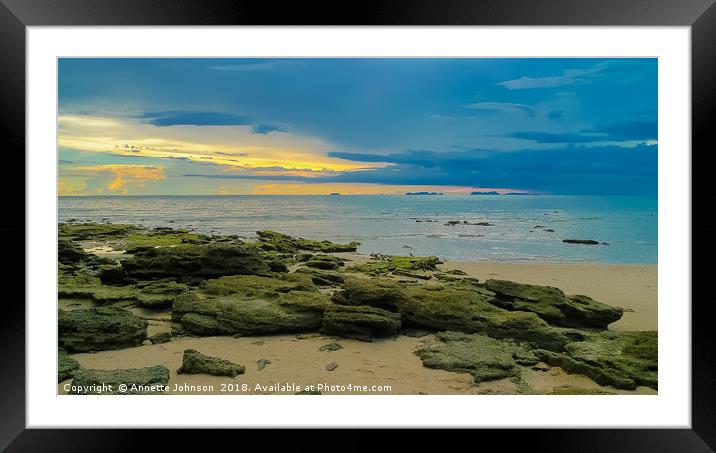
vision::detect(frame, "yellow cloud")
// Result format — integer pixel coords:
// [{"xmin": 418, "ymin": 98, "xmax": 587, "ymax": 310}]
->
[
  {"xmin": 69, "ymin": 164, "xmax": 165, "ymax": 194},
  {"xmin": 58, "ymin": 114, "xmax": 388, "ymax": 173}
]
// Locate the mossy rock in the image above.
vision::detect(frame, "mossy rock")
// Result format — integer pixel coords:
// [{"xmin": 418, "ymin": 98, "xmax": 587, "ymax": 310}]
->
[
  {"xmin": 332, "ymin": 276, "xmax": 582, "ymax": 351},
  {"xmin": 321, "ymin": 305, "xmax": 401, "ymax": 341},
  {"xmin": 120, "ymin": 243, "xmax": 271, "ymax": 279},
  {"xmin": 256, "ymin": 230, "xmax": 359, "ymax": 253},
  {"xmin": 59, "ymin": 273, "xmax": 139, "ymax": 304},
  {"xmin": 59, "ymin": 222, "xmax": 142, "ymax": 242},
  {"xmin": 485, "ymin": 279, "xmax": 623, "ymax": 329},
  {"xmin": 58, "ymin": 238, "xmax": 90, "ymax": 264},
  {"xmin": 349, "ymin": 255, "xmax": 441, "ymax": 276},
  {"xmin": 136, "ymin": 280, "xmax": 190, "ymax": 308},
  {"xmin": 304, "ymin": 254, "xmax": 345, "ymax": 270},
  {"xmin": 177, "ymin": 349, "xmax": 245, "ymax": 377},
  {"xmin": 58, "ymin": 349, "xmax": 80, "ymax": 382},
  {"xmin": 200, "ymin": 273, "xmax": 315, "ymax": 297},
  {"xmin": 174, "ymin": 290, "xmax": 328, "ymax": 336},
  {"xmin": 294, "ymin": 268, "xmax": 345, "ymax": 286},
  {"xmin": 59, "ymin": 307, "xmax": 148, "ymax": 352},
  {"xmin": 415, "ymin": 332, "xmax": 535, "ymax": 383},
  {"xmin": 148, "ymin": 332, "xmax": 172, "ymax": 344},
  {"xmin": 533, "ymin": 331, "xmax": 657, "ymax": 390},
  {"xmin": 69, "ymin": 366, "xmax": 170, "ymax": 395}
]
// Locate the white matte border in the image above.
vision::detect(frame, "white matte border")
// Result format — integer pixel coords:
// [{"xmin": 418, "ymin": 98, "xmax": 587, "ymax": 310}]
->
[{"xmin": 27, "ymin": 26, "xmax": 690, "ymax": 428}]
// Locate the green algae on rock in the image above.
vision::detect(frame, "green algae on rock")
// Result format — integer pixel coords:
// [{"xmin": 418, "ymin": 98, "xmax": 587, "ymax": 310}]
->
[
  {"xmin": 173, "ymin": 283, "xmax": 330, "ymax": 336},
  {"xmin": 485, "ymin": 279, "xmax": 623, "ymax": 329},
  {"xmin": 121, "ymin": 243, "xmax": 271, "ymax": 279},
  {"xmin": 256, "ymin": 230, "xmax": 359, "ymax": 253},
  {"xmin": 135, "ymin": 280, "xmax": 191, "ymax": 308},
  {"xmin": 177, "ymin": 349, "xmax": 246, "ymax": 377},
  {"xmin": 303, "ymin": 254, "xmax": 345, "ymax": 270},
  {"xmin": 349, "ymin": 254, "xmax": 441, "ymax": 276},
  {"xmin": 332, "ymin": 276, "xmax": 583, "ymax": 351},
  {"xmin": 533, "ymin": 330, "xmax": 657, "ymax": 390},
  {"xmin": 59, "ymin": 307, "xmax": 148, "ymax": 352},
  {"xmin": 294, "ymin": 268, "xmax": 345, "ymax": 286},
  {"xmin": 69, "ymin": 366, "xmax": 170, "ymax": 395},
  {"xmin": 321, "ymin": 305, "xmax": 401, "ymax": 341},
  {"xmin": 58, "ymin": 349, "xmax": 80, "ymax": 383},
  {"xmin": 200, "ymin": 273, "xmax": 315, "ymax": 297},
  {"xmin": 415, "ymin": 331, "xmax": 537, "ymax": 383}
]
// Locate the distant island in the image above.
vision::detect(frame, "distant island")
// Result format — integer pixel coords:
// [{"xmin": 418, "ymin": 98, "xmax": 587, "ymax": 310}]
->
[
  {"xmin": 470, "ymin": 191, "xmax": 536, "ymax": 196},
  {"xmin": 406, "ymin": 192, "xmax": 443, "ymax": 196},
  {"xmin": 329, "ymin": 193, "xmax": 341, "ymax": 196}
]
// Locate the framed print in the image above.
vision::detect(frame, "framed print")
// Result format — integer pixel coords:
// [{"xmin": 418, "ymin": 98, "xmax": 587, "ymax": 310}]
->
[{"xmin": 2, "ymin": 0, "xmax": 715, "ymax": 450}]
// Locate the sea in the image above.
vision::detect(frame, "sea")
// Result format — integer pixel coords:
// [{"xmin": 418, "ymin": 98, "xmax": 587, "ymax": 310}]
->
[{"xmin": 58, "ymin": 195, "xmax": 657, "ymax": 264}]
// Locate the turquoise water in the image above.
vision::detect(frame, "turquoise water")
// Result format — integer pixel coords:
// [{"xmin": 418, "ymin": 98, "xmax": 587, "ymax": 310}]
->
[{"xmin": 58, "ymin": 195, "xmax": 657, "ymax": 264}]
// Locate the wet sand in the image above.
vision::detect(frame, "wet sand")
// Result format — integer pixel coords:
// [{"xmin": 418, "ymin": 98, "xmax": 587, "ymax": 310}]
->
[{"xmin": 59, "ymin": 260, "xmax": 657, "ymax": 395}]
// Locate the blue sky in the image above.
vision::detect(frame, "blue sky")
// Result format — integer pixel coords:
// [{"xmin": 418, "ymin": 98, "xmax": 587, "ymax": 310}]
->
[{"xmin": 58, "ymin": 58, "xmax": 657, "ymax": 195}]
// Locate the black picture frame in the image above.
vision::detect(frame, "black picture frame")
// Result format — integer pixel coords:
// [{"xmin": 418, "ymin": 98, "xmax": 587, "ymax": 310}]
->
[{"xmin": 2, "ymin": 0, "xmax": 714, "ymax": 450}]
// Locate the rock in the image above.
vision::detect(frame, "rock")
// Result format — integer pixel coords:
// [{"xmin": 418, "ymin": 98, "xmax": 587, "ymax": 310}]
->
[
  {"xmin": 173, "ymin": 278, "xmax": 331, "ymax": 336},
  {"xmin": 98, "ymin": 265, "xmax": 128, "ymax": 285},
  {"xmin": 485, "ymin": 279, "xmax": 623, "ymax": 329},
  {"xmin": 415, "ymin": 332, "xmax": 537, "ymax": 383},
  {"xmin": 321, "ymin": 305, "xmax": 401, "ymax": 341},
  {"xmin": 295, "ymin": 390, "xmax": 322, "ymax": 395},
  {"xmin": 200, "ymin": 273, "xmax": 316, "ymax": 297},
  {"xmin": 58, "ymin": 349, "xmax": 80, "ymax": 382},
  {"xmin": 318, "ymin": 342, "xmax": 344, "ymax": 352},
  {"xmin": 326, "ymin": 362, "xmax": 338, "ymax": 371},
  {"xmin": 304, "ymin": 254, "xmax": 345, "ymax": 270},
  {"xmin": 177, "ymin": 349, "xmax": 246, "ymax": 377},
  {"xmin": 349, "ymin": 255, "xmax": 441, "ymax": 276},
  {"xmin": 59, "ymin": 307, "xmax": 148, "ymax": 352},
  {"xmin": 295, "ymin": 268, "xmax": 345, "ymax": 286},
  {"xmin": 69, "ymin": 366, "xmax": 170, "ymax": 394},
  {"xmin": 532, "ymin": 331, "xmax": 657, "ymax": 390},
  {"xmin": 58, "ymin": 273, "xmax": 139, "ymax": 303},
  {"xmin": 393, "ymin": 269, "xmax": 432, "ymax": 280},
  {"xmin": 256, "ymin": 230, "xmax": 359, "ymax": 253},
  {"xmin": 136, "ymin": 280, "xmax": 190, "ymax": 308},
  {"xmin": 562, "ymin": 239, "xmax": 600, "ymax": 245},
  {"xmin": 401, "ymin": 328, "xmax": 432, "ymax": 338},
  {"xmin": 332, "ymin": 276, "xmax": 583, "ymax": 351},
  {"xmin": 544, "ymin": 229, "xmax": 555, "ymax": 232},
  {"xmin": 257, "ymin": 359, "xmax": 272, "ymax": 370},
  {"xmin": 148, "ymin": 332, "xmax": 172, "ymax": 344},
  {"xmin": 58, "ymin": 239, "xmax": 89, "ymax": 264},
  {"xmin": 121, "ymin": 243, "xmax": 271, "ymax": 279}
]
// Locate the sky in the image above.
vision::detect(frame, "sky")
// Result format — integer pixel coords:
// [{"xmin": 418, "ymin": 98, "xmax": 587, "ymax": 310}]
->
[{"xmin": 58, "ymin": 58, "xmax": 657, "ymax": 196}]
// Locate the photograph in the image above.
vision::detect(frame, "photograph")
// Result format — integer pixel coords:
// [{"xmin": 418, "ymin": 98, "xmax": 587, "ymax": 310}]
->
[{"xmin": 56, "ymin": 57, "xmax": 658, "ymax": 396}]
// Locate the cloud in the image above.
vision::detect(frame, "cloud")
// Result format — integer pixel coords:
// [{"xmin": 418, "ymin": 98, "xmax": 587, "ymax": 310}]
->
[
  {"xmin": 67, "ymin": 164, "xmax": 165, "ymax": 194},
  {"xmin": 140, "ymin": 111, "xmax": 286, "ymax": 135},
  {"xmin": 465, "ymin": 102, "xmax": 535, "ymax": 117},
  {"xmin": 58, "ymin": 114, "xmax": 375, "ymax": 173},
  {"xmin": 252, "ymin": 124, "xmax": 288, "ymax": 135},
  {"xmin": 508, "ymin": 120, "xmax": 657, "ymax": 143},
  {"xmin": 325, "ymin": 145, "xmax": 657, "ymax": 195},
  {"xmin": 498, "ymin": 60, "xmax": 653, "ymax": 90},
  {"xmin": 210, "ymin": 61, "xmax": 305, "ymax": 72}
]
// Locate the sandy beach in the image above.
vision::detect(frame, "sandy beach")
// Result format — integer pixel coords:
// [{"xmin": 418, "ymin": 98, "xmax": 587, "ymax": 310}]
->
[{"xmin": 59, "ymin": 256, "xmax": 657, "ymax": 396}]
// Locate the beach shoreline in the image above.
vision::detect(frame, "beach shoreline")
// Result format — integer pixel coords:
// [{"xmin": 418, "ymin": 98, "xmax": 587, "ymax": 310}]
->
[{"xmin": 59, "ymin": 234, "xmax": 657, "ymax": 395}]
